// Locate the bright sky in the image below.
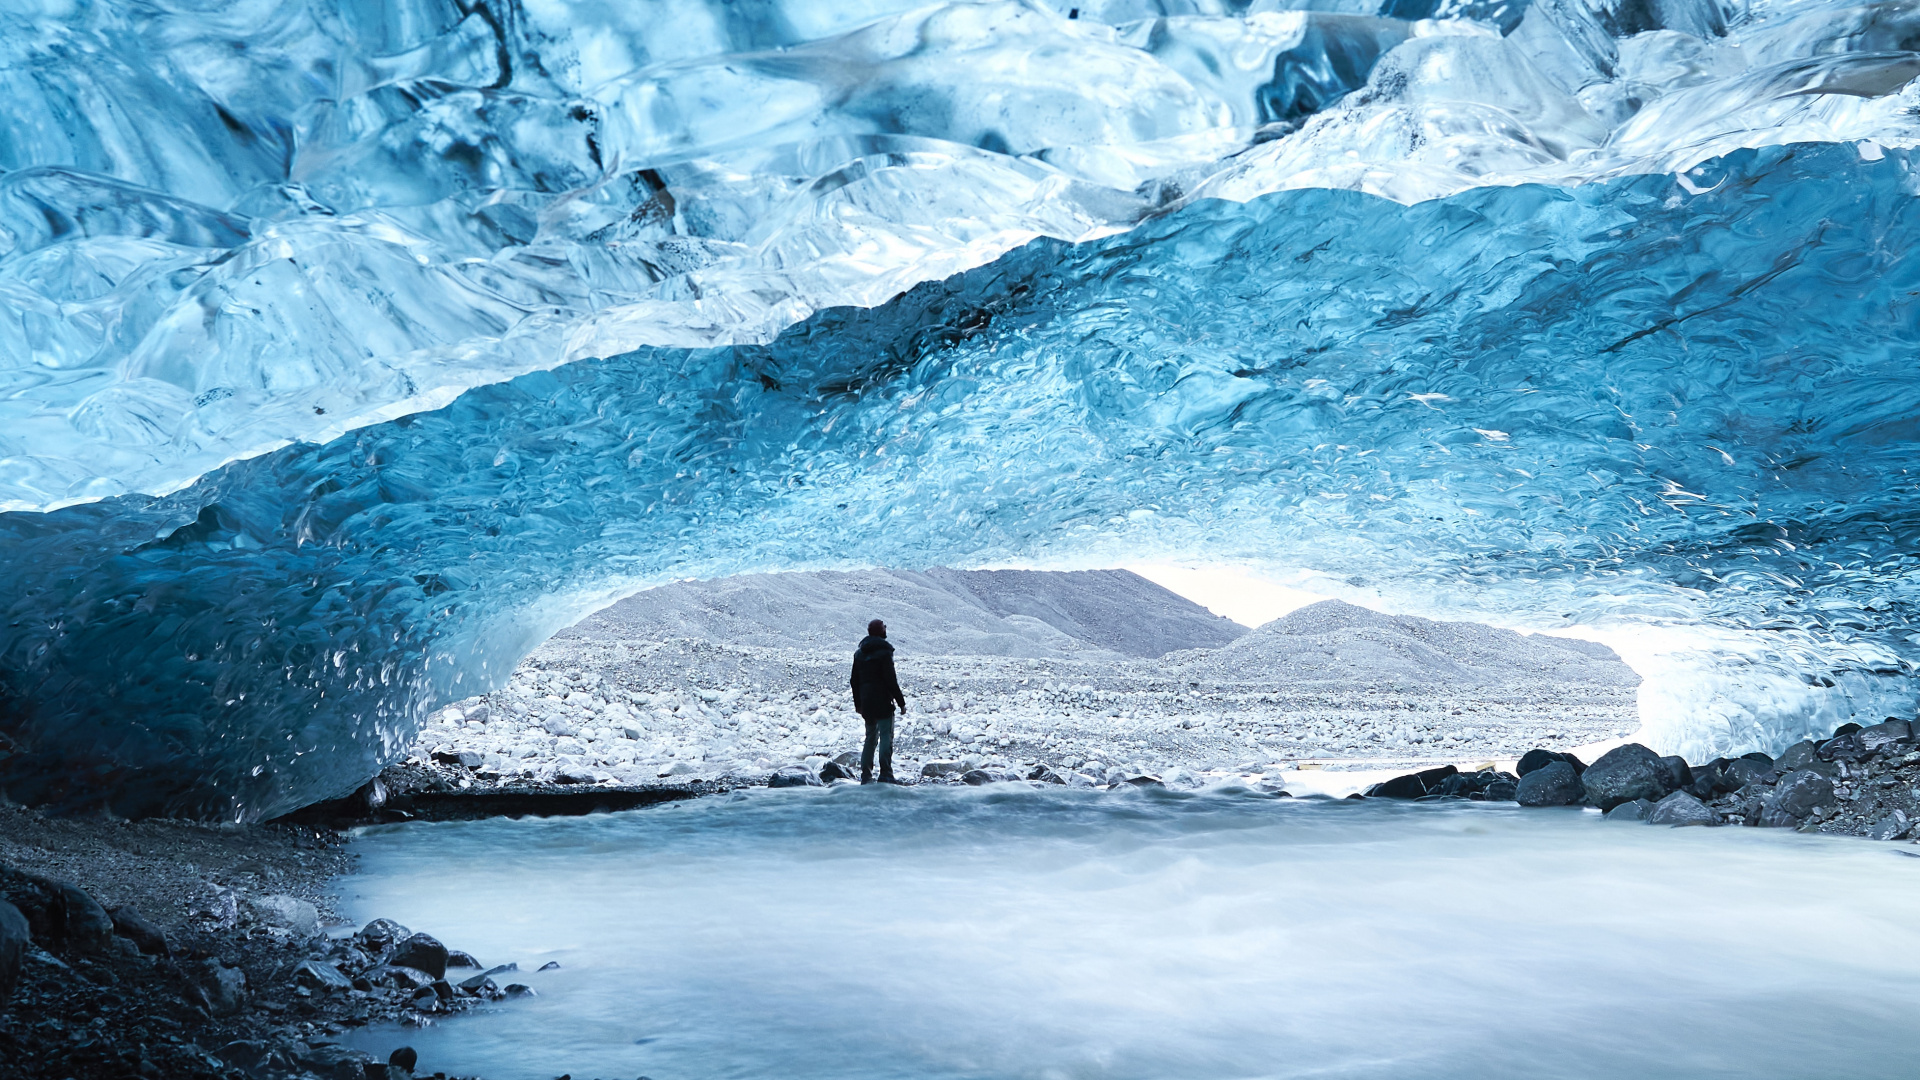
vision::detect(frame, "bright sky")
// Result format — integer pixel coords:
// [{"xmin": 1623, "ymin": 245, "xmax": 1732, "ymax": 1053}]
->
[{"xmin": 1125, "ymin": 563, "xmax": 1329, "ymax": 628}]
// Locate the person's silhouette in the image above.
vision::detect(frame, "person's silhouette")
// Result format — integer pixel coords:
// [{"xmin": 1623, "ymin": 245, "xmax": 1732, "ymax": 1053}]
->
[{"xmin": 849, "ymin": 619, "xmax": 907, "ymax": 784}]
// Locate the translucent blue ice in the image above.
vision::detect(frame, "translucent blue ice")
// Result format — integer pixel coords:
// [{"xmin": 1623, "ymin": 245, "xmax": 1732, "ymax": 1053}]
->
[{"xmin": 4, "ymin": 0, "xmax": 1920, "ymax": 816}]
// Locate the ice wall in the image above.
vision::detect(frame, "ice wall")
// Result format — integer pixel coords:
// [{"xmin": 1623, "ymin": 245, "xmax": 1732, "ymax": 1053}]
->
[{"xmin": 5, "ymin": 0, "xmax": 1920, "ymax": 816}]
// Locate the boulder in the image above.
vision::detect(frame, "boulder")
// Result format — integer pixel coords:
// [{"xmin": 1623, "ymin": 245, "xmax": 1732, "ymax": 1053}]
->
[
  {"xmin": 0, "ymin": 899, "xmax": 26, "ymax": 1005},
  {"xmin": 1722, "ymin": 757, "xmax": 1773, "ymax": 791},
  {"xmin": 1866, "ymin": 811, "xmax": 1911, "ymax": 841},
  {"xmin": 1603, "ymin": 798, "xmax": 1654, "ymax": 822},
  {"xmin": 355, "ymin": 918, "xmax": 411, "ymax": 952},
  {"xmin": 1773, "ymin": 741, "xmax": 1820, "ymax": 773},
  {"xmin": 292, "ymin": 959, "xmax": 354, "ymax": 991},
  {"xmin": 920, "ymin": 761, "xmax": 966, "ymax": 779},
  {"xmin": 1, "ymin": 871, "xmax": 115, "ymax": 956},
  {"xmin": 817, "ymin": 761, "xmax": 854, "ymax": 782},
  {"xmin": 389, "ymin": 933, "xmax": 450, "ymax": 980},
  {"xmin": 1580, "ymin": 744, "xmax": 1671, "ymax": 811},
  {"xmin": 1026, "ymin": 765, "xmax": 1067, "ymax": 784},
  {"xmin": 250, "ymin": 895, "xmax": 320, "ymax": 939},
  {"xmin": 1515, "ymin": 761, "xmax": 1584, "ymax": 807},
  {"xmin": 1858, "ymin": 719, "xmax": 1912, "ymax": 754},
  {"xmin": 431, "ymin": 749, "xmax": 484, "ymax": 769},
  {"xmin": 296, "ymin": 1043, "xmax": 376, "ymax": 1080},
  {"xmin": 1646, "ymin": 790, "xmax": 1717, "ymax": 827},
  {"xmin": 960, "ymin": 769, "xmax": 997, "ymax": 785},
  {"xmin": 1656, "ymin": 756, "xmax": 1693, "ymax": 792},
  {"xmin": 1365, "ymin": 765, "xmax": 1457, "ymax": 800},
  {"xmin": 1817, "ymin": 731, "xmax": 1869, "ymax": 763},
  {"xmin": 364, "ymin": 964, "xmax": 437, "ymax": 990},
  {"xmin": 389, "ymin": 1047, "xmax": 419, "ymax": 1074},
  {"xmin": 446, "ymin": 950, "xmax": 481, "ymax": 969},
  {"xmin": 1481, "ymin": 778, "xmax": 1519, "ymax": 802},
  {"xmin": 766, "ymin": 766, "xmax": 821, "ymax": 788},
  {"xmin": 189, "ymin": 959, "xmax": 249, "ymax": 1016},
  {"xmin": 109, "ymin": 906, "xmax": 170, "ymax": 956},
  {"xmin": 1759, "ymin": 770, "xmax": 1836, "ymax": 827},
  {"xmin": 1516, "ymin": 749, "xmax": 1585, "ymax": 777}
]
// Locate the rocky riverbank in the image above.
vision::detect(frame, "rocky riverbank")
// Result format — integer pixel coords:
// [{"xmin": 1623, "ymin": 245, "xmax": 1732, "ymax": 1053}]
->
[
  {"xmin": 0, "ymin": 803, "xmax": 563, "ymax": 1080},
  {"xmin": 1361, "ymin": 718, "xmax": 1920, "ymax": 840}
]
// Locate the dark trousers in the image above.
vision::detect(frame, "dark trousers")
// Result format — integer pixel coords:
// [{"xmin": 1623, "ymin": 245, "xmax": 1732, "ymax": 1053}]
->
[{"xmin": 861, "ymin": 712, "xmax": 895, "ymax": 780}]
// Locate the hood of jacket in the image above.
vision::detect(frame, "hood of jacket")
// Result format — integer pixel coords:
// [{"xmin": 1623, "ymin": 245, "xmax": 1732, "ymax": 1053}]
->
[{"xmin": 855, "ymin": 634, "xmax": 894, "ymax": 660}]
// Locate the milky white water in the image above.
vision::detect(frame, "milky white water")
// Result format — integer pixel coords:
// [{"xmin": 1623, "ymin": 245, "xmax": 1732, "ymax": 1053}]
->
[{"xmin": 340, "ymin": 787, "xmax": 1920, "ymax": 1080}]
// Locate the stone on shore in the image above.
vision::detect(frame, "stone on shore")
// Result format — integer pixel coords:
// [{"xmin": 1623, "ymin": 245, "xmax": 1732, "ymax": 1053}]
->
[
  {"xmin": 0, "ymin": 899, "xmax": 26, "ymax": 1005},
  {"xmin": 355, "ymin": 918, "xmax": 412, "ymax": 952},
  {"xmin": 1759, "ymin": 770, "xmax": 1837, "ymax": 828},
  {"xmin": 1515, "ymin": 761, "xmax": 1584, "ymax": 806},
  {"xmin": 767, "ymin": 765, "xmax": 821, "ymax": 788},
  {"xmin": 1516, "ymin": 749, "xmax": 1585, "ymax": 777},
  {"xmin": 1580, "ymin": 744, "xmax": 1671, "ymax": 811},
  {"xmin": 295, "ymin": 1042, "xmax": 375, "ymax": 1080},
  {"xmin": 293, "ymin": 959, "xmax": 355, "ymax": 991},
  {"xmin": 1866, "ymin": 811, "xmax": 1911, "ymax": 841},
  {"xmin": 109, "ymin": 905, "xmax": 170, "ymax": 956},
  {"xmin": 1365, "ymin": 765, "xmax": 1457, "ymax": 799},
  {"xmin": 250, "ymin": 894, "xmax": 321, "ymax": 939},
  {"xmin": 189, "ymin": 958, "xmax": 249, "ymax": 1016},
  {"xmin": 389, "ymin": 933, "xmax": 451, "ymax": 980},
  {"xmin": 1603, "ymin": 798, "xmax": 1654, "ymax": 821},
  {"xmin": 921, "ymin": 760, "xmax": 966, "ymax": 778},
  {"xmin": 1646, "ymin": 790, "xmax": 1717, "ymax": 827}
]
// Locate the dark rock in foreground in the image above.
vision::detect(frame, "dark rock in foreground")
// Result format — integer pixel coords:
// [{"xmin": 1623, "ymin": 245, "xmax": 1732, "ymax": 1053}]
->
[
  {"xmin": 1581, "ymin": 744, "xmax": 1673, "ymax": 811},
  {"xmin": 1646, "ymin": 790, "xmax": 1717, "ymax": 827},
  {"xmin": 1516, "ymin": 761, "xmax": 1584, "ymax": 806}
]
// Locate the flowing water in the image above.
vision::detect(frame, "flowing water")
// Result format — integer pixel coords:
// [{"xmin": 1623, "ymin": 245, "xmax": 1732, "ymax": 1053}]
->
[{"xmin": 340, "ymin": 786, "xmax": 1920, "ymax": 1080}]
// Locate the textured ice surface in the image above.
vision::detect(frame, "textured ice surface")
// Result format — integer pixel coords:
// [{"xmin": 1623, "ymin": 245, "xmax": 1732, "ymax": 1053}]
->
[{"xmin": 5, "ymin": 0, "xmax": 1920, "ymax": 816}]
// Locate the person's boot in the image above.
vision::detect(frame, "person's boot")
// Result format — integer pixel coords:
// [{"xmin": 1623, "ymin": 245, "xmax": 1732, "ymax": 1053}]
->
[
  {"xmin": 879, "ymin": 770, "xmax": 900, "ymax": 785},
  {"xmin": 861, "ymin": 767, "xmax": 874, "ymax": 784}
]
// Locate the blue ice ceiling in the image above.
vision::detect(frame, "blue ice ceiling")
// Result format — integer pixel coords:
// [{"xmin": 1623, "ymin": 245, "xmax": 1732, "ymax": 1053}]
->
[{"xmin": 4, "ymin": 0, "xmax": 1920, "ymax": 818}]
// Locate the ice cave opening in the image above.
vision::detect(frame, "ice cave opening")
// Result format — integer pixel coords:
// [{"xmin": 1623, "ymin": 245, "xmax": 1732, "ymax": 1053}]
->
[{"xmin": 5, "ymin": 0, "xmax": 1920, "ymax": 819}]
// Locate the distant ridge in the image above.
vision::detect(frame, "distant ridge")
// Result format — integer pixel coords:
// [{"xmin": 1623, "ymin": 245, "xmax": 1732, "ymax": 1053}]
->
[
  {"xmin": 561, "ymin": 568, "xmax": 1247, "ymax": 659},
  {"xmin": 1177, "ymin": 599, "xmax": 1636, "ymax": 688}
]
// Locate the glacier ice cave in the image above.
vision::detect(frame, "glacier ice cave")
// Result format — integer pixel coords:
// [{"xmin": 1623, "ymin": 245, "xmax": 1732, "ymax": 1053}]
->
[{"xmin": 5, "ymin": 0, "xmax": 1920, "ymax": 818}]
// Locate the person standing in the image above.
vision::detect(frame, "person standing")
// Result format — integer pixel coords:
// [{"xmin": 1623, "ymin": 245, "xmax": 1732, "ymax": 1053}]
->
[{"xmin": 850, "ymin": 619, "xmax": 907, "ymax": 784}]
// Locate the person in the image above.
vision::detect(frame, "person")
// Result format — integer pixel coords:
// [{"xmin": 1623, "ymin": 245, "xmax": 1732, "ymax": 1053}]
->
[{"xmin": 849, "ymin": 618, "xmax": 907, "ymax": 784}]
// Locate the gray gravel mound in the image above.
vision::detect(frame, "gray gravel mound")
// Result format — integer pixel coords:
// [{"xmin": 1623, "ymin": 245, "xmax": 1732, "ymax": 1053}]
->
[
  {"xmin": 561, "ymin": 568, "xmax": 1245, "ymax": 659},
  {"xmin": 1182, "ymin": 600, "xmax": 1637, "ymax": 688}
]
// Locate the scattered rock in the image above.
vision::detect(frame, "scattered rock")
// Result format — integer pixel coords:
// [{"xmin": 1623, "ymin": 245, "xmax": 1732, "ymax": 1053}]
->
[
  {"xmin": 1603, "ymin": 798, "xmax": 1654, "ymax": 822},
  {"xmin": 1858, "ymin": 719, "xmax": 1912, "ymax": 753},
  {"xmin": 356, "ymin": 918, "xmax": 412, "ymax": 952},
  {"xmin": 504, "ymin": 983, "xmax": 536, "ymax": 997},
  {"xmin": 1516, "ymin": 749, "xmax": 1585, "ymax": 777},
  {"xmin": 250, "ymin": 894, "xmax": 321, "ymax": 938},
  {"xmin": 365, "ymin": 964, "xmax": 437, "ymax": 990},
  {"xmin": 960, "ymin": 769, "xmax": 997, "ymax": 785},
  {"xmin": 1124, "ymin": 775, "xmax": 1166, "ymax": 788},
  {"xmin": 432, "ymin": 749, "xmax": 485, "ymax": 769},
  {"xmin": 1027, "ymin": 765, "xmax": 1066, "ymax": 784},
  {"xmin": 1656, "ymin": 756, "xmax": 1692, "ymax": 792},
  {"xmin": 188, "ymin": 957, "xmax": 249, "ymax": 1016},
  {"xmin": 767, "ymin": 765, "xmax": 821, "ymax": 788},
  {"xmin": 447, "ymin": 949, "xmax": 482, "ymax": 969},
  {"xmin": 1580, "ymin": 743, "xmax": 1671, "ymax": 811},
  {"xmin": 1515, "ymin": 761, "xmax": 1585, "ymax": 807},
  {"xmin": 390, "ymin": 933, "xmax": 450, "ymax": 979},
  {"xmin": 818, "ymin": 761, "xmax": 854, "ymax": 782},
  {"xmin": 538, "ymin": 960, "xmax": 562, "ymax": 971},
  {"xmin": 1773, "ymin": 741, "xmax": 1821, "ymax": 774},
  {"xmin": 296, "ymin": 1042, "xmax": 375, "ymax": 1080},
  {"xmin": 108, "ymin": 905, "xmax": 169, "ymax": 956},
  {"xmin": 1866, "ymin": 811, "xmax": 1910, "ymax": 841},
  {"xmin": 1759, "ymin": 770, "xmax": 1837, "ymax": 828},
  {"xmin": 293, "ymin": 958, "xmax": 355, "ymax": 991},
  {"xmin": 0, "ymin": 899, "xmax": 26, "ymax": 1005},
  {"xmin": 921, "ymin": 760, "xmax": 966, "ymax": 778},
  {"xmin": 1646, "ymin": 790, "xmax": 1717, "ymax": 827},
  {"xmin": 1366, "ymin": 765, "xmax": 1458, "ymax": 799}
]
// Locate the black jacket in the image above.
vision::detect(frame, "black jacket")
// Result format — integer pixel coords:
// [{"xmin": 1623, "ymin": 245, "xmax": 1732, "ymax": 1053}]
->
[{"xmin": 850, "ymin": 635, "xmax": 906, "ymax": 718}]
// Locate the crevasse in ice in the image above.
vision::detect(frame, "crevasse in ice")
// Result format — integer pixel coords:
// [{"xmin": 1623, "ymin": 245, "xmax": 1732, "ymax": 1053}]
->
[{"xmin": 4, "ymin": 0, "xmax": 1920, "ymax": 817}]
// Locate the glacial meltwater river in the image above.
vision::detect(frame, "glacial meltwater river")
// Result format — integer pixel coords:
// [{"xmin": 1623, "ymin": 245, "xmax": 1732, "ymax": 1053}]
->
[{"xmin": 340, "ymin": 785, "xmax": 1920, "ymax": 1080}]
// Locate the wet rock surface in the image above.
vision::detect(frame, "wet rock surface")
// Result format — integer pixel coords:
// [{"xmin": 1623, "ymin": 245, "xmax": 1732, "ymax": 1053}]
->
[
  {"xmin": 0, "ymin": 803, "xmax": 519, "ymax": 1080},
  {"xmin": 1361, "ymin": 719, "xmax": 1920, "ymax": 842}
]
